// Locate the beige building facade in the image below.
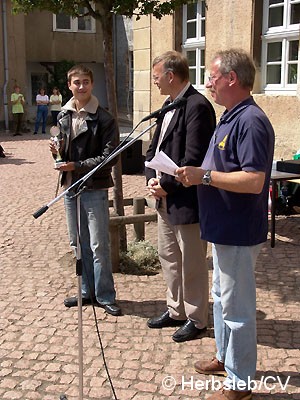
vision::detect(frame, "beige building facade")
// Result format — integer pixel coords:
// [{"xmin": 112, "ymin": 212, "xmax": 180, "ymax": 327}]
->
[
  {"xmin": 133, "ymin": 0, "xmax": 300, "ymax": 160},
  {"xmin": 0, "ymin": 1, "xmax": 106, "ymax": 129},
  {"xmin": 0, "ymin": 1, "xmax": 132, "ymax": 130}
]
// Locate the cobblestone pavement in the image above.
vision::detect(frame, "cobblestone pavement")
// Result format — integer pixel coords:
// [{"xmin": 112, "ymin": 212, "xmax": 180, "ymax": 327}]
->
[{"xmin": 0, "ymin": 131, "xmax": 299, "ymax": 400}]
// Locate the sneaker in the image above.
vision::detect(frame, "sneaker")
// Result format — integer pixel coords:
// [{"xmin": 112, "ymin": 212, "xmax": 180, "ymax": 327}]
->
[
  {"xmin": 207, "ymin": 388, "xmax": 252, "ymax": 400},
  {"xmin": 194, "ymin": 357, "xmax": 227, "ymax": 376}
]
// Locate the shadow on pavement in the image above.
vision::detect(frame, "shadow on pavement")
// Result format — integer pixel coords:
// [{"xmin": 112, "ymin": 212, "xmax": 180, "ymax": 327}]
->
[
  {"xmin": 257, "ymin": 318, "xmax": 299, "ymax": 349},
  {"xmin": 0, "ymin": 154, "xmax": 35, "ymax": 165}
]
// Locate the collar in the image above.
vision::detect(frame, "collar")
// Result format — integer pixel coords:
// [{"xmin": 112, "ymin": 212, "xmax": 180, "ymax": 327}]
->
[
  {"xmin": 175, "ymin": 82, "xmax": 191, "ymax": 100},
  {"xmin": 62, "ymin": 94, "xmax": 99, "ymax": 114},
  {"xmin": 220, "ymin": 96, "xmax": 255, "ymax": 123},
  {"xmin": 164, "ymin": 82, "xmax": 191, "ymax": 104}
]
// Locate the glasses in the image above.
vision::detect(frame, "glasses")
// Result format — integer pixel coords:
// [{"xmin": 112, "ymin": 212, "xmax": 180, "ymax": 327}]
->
[
  {"xmin": 207, "ymin": 74, "xmax": 223, "ymax": 83},
  {"xmin": 152, "ymin": 70, "xmax": 170, "ymax": 83}
]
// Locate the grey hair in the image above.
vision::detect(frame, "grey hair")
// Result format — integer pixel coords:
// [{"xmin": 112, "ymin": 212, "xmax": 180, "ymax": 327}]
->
[{"xmin": 213, "ymin": 49, "xmax": 256, "ymax": 89}]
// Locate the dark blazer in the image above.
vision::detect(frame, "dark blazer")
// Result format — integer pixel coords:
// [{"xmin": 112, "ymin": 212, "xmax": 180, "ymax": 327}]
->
[{"xmin": 145, "ymin": 84, "xmax": 216, "ymax": 225}]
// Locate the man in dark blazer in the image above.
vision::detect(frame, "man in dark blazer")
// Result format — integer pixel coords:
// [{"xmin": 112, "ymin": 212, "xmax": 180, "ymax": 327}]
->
[{"xmin": 145, "ymin": 51, "xmax": 216, "ymax": 342}]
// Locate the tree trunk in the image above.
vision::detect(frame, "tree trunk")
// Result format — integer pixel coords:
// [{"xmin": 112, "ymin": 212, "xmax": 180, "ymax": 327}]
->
[{"xmin": 102, "ymin": 13, "xmax": 127, "ymax": 252}]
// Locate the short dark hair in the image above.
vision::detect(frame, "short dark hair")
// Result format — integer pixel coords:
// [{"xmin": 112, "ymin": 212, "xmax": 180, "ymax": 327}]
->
[
  {"xmin": 67, "ymin": 64, "xmax": 94, "ymax": 83},
  {"xmin": 152, "ymin": 51, "xmax": 190, "ymax": 81},
  {"xmin": 213, "ymin": 49, "xmax": 256, "ymax": 89}
]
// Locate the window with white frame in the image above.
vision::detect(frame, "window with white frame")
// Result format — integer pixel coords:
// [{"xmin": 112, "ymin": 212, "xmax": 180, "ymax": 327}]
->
[
  {"xmin": 182, "ymin": 0, "xmax": 206, "ymax": 90},
  {"xmin": 262, "ymin": 0, "xmax": 300, "ymax": 93},
  {"xmin": 53, "ymin": 7, "xmax": 95, "ymax": 33}
]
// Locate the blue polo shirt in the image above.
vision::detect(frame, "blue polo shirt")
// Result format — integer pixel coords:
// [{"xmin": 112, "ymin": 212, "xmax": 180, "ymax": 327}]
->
[{"xmin": 198, "ymin": 97, "xmax": 275, "ymax": 246}]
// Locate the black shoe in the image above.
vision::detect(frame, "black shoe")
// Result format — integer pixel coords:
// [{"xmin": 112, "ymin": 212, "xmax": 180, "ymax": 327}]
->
[
  {"xmin": 98, "ymin": 303, "xmax": 122, "ymax": 316},
  {"xmin": 33, "ymin": 132, "xmax": 37, "ymax": 135},
  {"xmin": 172, "ymin": 320, "xmax": 207, "ymax": 343},
  {"xmin": 64, "ymin": 296, "xmax": 95, "ymax": 308},
  {"xmin": 147, "ymin": 310, "xmax": 186, "ymax": 329}
]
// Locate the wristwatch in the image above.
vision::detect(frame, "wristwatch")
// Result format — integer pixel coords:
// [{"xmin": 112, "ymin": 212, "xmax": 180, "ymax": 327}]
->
[{"xmin": 202, "ymin": 170, "xmax": 212, "ymax": 185}]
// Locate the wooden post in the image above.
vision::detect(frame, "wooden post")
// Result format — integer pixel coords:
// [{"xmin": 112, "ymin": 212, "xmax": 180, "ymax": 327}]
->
[{"xmin": 133, "ymin": 197, "xmax": 145, "ymax": 241}]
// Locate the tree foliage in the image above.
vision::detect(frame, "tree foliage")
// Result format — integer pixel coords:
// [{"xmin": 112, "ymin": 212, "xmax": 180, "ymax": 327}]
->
[{"xmin": 12, "ymin": 0, "xmax": 189, "ymax": 20}]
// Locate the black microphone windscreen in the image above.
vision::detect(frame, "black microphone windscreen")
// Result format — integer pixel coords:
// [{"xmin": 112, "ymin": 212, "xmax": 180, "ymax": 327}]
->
[{"xmin": 141, "ymin": 97, "xmax": 187, "ymax": 122}]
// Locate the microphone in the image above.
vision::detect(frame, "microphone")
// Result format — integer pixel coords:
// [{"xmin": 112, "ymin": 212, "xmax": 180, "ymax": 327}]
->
[{"xmin": 141, "ymin": 97, "xmax": 187, "ymax": 122}]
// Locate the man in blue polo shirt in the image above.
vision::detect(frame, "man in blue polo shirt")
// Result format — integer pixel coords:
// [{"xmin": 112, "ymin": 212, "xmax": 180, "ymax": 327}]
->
[{"xmin": 176, "ymin": 49, "xmax": 275, "ymax": 400}]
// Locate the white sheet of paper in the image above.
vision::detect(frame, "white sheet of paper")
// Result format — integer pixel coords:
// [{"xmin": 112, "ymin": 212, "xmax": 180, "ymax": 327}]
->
[{"xmin": 145, "ymin": 150, "xmax": 179, "ymax": 176}]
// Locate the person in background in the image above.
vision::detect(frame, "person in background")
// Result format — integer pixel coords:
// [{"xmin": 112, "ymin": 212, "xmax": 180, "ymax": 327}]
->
[
  {"xmin": 49, "ymin": 87, "xmax": 62, "ymax": 126},
  {"xmin": 145, "ymin": 51, "xmax": 216, "ymax": 342},
  {"xmin": 49, "ymin": 64, "xmax": 121, "ymax": 317},
  {"xmin": 11, "ymin": 85, "xmax": 25, "ymax": 136},
  {"xmin": 33, "ymin": 88, "xmax": 49, "ymax": 134},
  {"xmin": 176, "ymin": 48, "xmax": 275, "ymax": 400}
]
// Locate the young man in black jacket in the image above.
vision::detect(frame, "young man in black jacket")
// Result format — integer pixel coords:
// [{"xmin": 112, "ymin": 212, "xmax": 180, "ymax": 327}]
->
[{"xmin": 50, "ymin": 65, "xmax": 121, "ymax": 316}]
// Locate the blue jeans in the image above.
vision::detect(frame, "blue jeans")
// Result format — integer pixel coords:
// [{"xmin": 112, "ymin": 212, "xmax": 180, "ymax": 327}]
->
[
  {"xmin": 212, "ymin": 243, "xmax": 262, "ymax": 390},
  {"xmin": 34, "ymin": 105, "xmax": 48, "ymax": 133},
  {"xmin": 64, "ymin": 189, "xmax": 116, "ymax": 304}
]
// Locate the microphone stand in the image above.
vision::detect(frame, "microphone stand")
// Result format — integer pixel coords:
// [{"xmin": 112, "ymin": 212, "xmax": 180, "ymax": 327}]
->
[
  {"xmin": 33, "ymin": 119, "xmax": 157, "ymax": 400},
  {"xmin": 33, "ymin": 120, "xmax": 157, "ymax": 219}
]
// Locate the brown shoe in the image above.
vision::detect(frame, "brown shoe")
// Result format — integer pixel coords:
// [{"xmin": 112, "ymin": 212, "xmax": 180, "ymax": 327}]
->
[
  {"xmin": 208, "ymin": 388, "xmax": 252, "ymax": 400},
  {"xmin": 194, "ymin": 357, "xmax": 227, "ymax": 376}
]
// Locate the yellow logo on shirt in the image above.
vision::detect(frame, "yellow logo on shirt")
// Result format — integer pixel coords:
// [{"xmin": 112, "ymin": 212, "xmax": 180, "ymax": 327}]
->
[{"xmin": 217, "ymin": 134, "xmax": 228, "ymax": 150}]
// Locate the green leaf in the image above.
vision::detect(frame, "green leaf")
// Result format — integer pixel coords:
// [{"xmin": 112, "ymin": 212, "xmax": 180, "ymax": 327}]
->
[{"xmin": 12, "ymin": 0, "xmax": 189, "ymax": 19}]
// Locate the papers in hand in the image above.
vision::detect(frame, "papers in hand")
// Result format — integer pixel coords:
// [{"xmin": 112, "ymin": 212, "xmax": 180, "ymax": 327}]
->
[{"xmin": 145, "ymin": 150, "xmax": 179, "ymax": 176}]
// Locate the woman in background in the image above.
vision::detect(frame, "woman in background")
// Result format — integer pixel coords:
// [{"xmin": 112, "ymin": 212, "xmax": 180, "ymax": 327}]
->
[
  {"xmin": 33, "ymin": 88, "xmax": 49, "ymax": 134},
  {"xmin": 49, "ymin": 87, "xmax": 62, "ymax": 126}
]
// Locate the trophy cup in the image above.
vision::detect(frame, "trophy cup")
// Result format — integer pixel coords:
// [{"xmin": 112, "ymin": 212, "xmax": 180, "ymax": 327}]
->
[{"xmin": 50, "ymin": 126, "xmax": 64, "ymax": 168}]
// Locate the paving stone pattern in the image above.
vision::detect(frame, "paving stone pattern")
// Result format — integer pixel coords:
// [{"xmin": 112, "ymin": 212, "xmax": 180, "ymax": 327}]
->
[{"xmin": 0, "ymin": 132, "xmax": 299, "ymax": 400}]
